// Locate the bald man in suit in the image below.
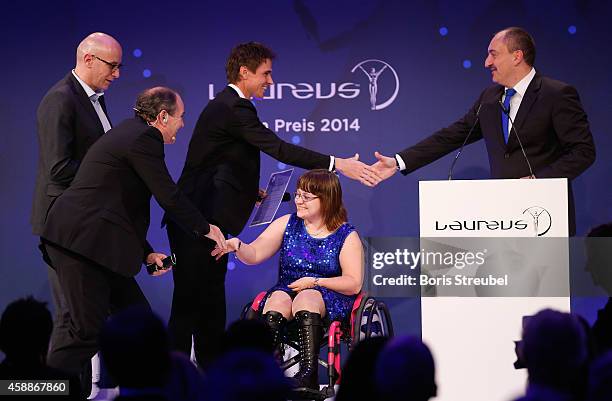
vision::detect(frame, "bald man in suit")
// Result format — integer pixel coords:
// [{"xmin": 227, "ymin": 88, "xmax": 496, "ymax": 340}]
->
[{"xmin": 32, "ymin": 32, "xmax": 122, "ymax": 394}]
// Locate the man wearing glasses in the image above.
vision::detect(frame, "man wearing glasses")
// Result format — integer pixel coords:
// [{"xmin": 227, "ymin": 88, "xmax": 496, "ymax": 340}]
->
[{"xmin": 31, "ymin": 32, "xmax": 122, "ymax": 396}]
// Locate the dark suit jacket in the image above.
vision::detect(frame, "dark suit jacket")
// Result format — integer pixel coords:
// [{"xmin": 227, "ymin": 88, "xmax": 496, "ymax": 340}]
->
[
  {"xmin": 170, "ymin": 86, "xmax": 330, "ymax": 236},
  {"xmin": 31, "ymin": 73, "xmax": 111, "ymax": 235},
  {"xmin": 42, "ymin": 118, "xmax": 211, "ymax": 277},
  {"xmin": 398, "ymin": 74, "xmax": 596, "ymax": 233}
]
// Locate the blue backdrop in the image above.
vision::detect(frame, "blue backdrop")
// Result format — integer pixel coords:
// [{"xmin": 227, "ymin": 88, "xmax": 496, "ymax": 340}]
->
[{"xmin": 2, "ymin": 0, "xmax": 611, "ymax": 343}]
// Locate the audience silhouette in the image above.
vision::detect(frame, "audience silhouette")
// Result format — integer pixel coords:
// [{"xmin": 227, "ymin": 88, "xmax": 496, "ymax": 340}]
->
[
  {"xmin": 0, "ymin": 296, "xmax": 83, "ymax": 399},
  {"xmin": 375, "ymin": 336, "xmax": 437, "ymax": 401},
  {"xmin": 336, "ymin": 336, "xmax": 389, "ymax": 401},
  {"xmin": 515, "ymin": 309, "xmax": 589, "ymax": 401},
  {"xmin": 586, "ymin": 350, "xmax": 612, "ymax": 401},
  {"xmin": 203, "ymin": 349, "xmax": 290, "ymax": 401},
  {"xmin": 99, "ymin": 306, "xmax": 205, "ymax": 401}
]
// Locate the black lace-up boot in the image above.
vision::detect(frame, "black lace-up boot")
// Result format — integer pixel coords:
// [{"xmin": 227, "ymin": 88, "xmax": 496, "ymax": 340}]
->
[
  {"xmin": 293, "ymin": 310, "xmax": 323, "ymax": 390},
  {"xmin": 262, "ymin": 310, "xmax": 287, "ymax": 354}
]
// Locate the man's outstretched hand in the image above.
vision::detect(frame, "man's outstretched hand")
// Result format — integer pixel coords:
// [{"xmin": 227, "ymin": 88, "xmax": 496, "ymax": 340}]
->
[
  {"xmin": 335, "ymin": 153, "xmax": 382, "ymax": 187},
  {"xmin": 370, "ymin": 151, "xmax": 398, "ymax": 183},
  {"xmin": 205, "ymin": 223, "xmax": 226, "ymax": 251}
]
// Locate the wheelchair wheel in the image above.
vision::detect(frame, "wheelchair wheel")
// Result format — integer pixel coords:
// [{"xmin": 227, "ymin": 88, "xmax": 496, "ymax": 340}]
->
[
  {"xmin": 240, "ymin": 291, "xmax": 268, "ymax": 320},
  {"xmin": 350, "ymin": 296, "xmax": 393, "ymax": 349}
]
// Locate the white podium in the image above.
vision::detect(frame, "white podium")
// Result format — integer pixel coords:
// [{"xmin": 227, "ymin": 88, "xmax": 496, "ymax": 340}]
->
[{"xmin": 419, "ymin": 178, "xmax": 570, "ymax": 401}]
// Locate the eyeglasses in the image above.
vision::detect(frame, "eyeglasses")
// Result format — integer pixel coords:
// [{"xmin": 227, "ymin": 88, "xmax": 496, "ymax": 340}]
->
[
  {"xmin": 92, "ymin": 55, "xmax": 123, "ymax": 72},
  {"xmin": 294, "ymin": 191, "xmax": 318, "ymax": 202}
]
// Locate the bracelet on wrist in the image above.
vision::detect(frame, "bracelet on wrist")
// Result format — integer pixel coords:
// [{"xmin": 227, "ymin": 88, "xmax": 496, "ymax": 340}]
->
[{"xmin": 313, "ymin": 277, "xmax": 320, "ymax": 288}]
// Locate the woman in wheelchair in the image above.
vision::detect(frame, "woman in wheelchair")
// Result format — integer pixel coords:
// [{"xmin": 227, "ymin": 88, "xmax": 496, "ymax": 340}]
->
[{"xmin": 212, "ymin": 169, "xmax": 364, "ymax": 390}]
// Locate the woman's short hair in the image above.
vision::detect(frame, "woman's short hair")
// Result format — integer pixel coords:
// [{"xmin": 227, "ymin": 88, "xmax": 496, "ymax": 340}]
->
[
  {"xmin": 297, "ymin": 169, "xmax": 347, "ymax": 231},
  {"xmin": 133, "ymin": 86, "xmax": 178, "ymax": 122}
]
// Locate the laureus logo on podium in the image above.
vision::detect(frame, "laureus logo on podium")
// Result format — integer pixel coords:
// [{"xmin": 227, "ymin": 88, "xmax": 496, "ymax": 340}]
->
[
  {"xmin": 351, "ymin": 59, "xmax": 400, "ymax": 111},
  {"xmin": 523, "ymin": 206, "xmax": 552, "ymax": 237}
]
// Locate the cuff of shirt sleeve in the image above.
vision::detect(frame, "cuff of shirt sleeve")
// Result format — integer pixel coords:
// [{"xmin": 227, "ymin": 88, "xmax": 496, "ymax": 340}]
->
[
  {"xmin": 192, "ymin": 221, "xmax": 211, "ymax": 239},
  {"xmin": 329, "ymin": 155, "xmax": 335, "ymax": 172},
  {"xmin": 395, "ymin": 154, "xmax": 406, "ymax": 171}
]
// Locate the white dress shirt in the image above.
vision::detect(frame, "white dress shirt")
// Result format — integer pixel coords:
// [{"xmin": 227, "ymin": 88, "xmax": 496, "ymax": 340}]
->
[
  {"xmin": 502, "ymin": 67, "xmax": 536, "ymax": 135},
  {"xmin": 72, "ymin": 70, "xmax": 112, "ymax": 133}
]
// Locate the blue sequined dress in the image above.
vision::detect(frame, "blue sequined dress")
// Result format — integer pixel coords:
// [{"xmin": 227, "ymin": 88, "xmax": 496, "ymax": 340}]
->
[{"xmin": 260, "ymin": 213, "xmax": 357, "ymax": 322}]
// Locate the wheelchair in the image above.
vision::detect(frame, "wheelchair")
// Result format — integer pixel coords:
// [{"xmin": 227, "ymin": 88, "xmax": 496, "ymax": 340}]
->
[{"xmin": 241, "ymin": 291, "xmax": 393, "ymax": 400}]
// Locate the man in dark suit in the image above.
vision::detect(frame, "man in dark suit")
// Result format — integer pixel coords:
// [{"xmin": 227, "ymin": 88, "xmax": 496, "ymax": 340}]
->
[
  {"xmin": 32, "ymin": 32, "xmax": 121, "ymax": 236},
  {"xmin": 166, "ymin": 42, "xmax": 380, "ymax": 367},
  {"xmin": 372, "ymin": 27, "xmax": 595, "ymax": 235},
  {"xmin": 31, "ymin": 32, "xmax": 122, "ymax": 392},
  {"xmin": 41, "ymin": 87, "xmax": 226, "ymax": 381}
]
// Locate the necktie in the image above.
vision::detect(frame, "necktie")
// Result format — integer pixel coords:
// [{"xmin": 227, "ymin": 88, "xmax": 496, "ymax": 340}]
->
[
  {"xmin": 90, "ymin": 93, "xmax": 112, "ymax": 133},
  {"xmin": 502, "ymin": 88, "xmax": 517, "ymax": 144}
]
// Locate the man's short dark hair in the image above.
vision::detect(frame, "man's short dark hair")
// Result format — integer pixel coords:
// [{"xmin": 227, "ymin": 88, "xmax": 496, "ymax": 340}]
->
[
  {"xmin": 226, "ymin": 42, "xmax": 276, "ymax": 84},
  {"xmin": 134, "ymin": 86, "xmax": 179, "ymax": 122},
  {"xmin": 499, "ymin": 27, "xmax": 536, "ymax": 66},
  {"xmin": 0, "ymin": 296, "xmax": 52, "ymax": 360}
]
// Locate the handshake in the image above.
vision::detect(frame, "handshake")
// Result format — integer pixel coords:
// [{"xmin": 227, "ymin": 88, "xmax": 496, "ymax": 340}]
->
[
  {"xmin": 146, "ymin": 222, "xmax": 228, "ymax": 275},
  {"xmin": 335, "ymin": 151, "xmax": 399, "ymax": 187}
]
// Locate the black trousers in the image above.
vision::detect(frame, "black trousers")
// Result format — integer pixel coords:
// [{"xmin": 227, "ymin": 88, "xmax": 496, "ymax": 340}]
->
[
  {"xmin": 47, "ymin": 265, "xmax": 72, "ymax": 362},
  {"xmin": 46, "ymin": 263, "xmax": 95, "ymax": 396},
  {"xmin": 167, "ymin": 222, "xmax": 228, "ymax": 369},
  {"xmin": 44, "ymin": 242, "xmax": 150, "ymax": 377}
]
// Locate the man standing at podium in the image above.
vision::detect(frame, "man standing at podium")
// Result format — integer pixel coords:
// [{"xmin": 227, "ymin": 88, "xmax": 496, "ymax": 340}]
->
[{"xmin": 372, "ymin": 27, "xmax": 595, "ymax": 235}]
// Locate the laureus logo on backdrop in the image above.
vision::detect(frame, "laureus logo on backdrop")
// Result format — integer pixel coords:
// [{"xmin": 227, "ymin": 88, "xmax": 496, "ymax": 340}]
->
[
  {"xmin": 207, "ymin": 59, "xmax": 400, "ymax": 111},
  {"xmin": 434, "ymin": 206, "xmax": 553, "ymax": 237},
  {"xmin": 523, "ymin": 206, "xmax": 552, "ymax": 237},
  {"xmin": 351, "ymin": 59, "xmax": 400, "ymax": 111}
]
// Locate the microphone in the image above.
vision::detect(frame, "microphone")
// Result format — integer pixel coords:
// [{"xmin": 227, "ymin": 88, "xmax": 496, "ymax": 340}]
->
[
  {"xmin": 448, "ymin": 103, "xmax": 483, "ymax": 180},
  {"xmin": 498, "ymin": 100, "xmax": 535, "ymax": 178},
  {"xmin": 499, "ymin": 102, "xmax": 509, "ymax": 115}
]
